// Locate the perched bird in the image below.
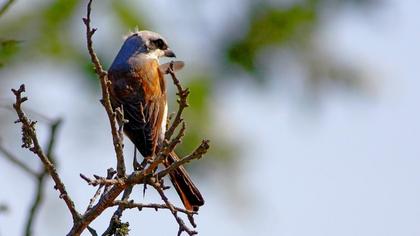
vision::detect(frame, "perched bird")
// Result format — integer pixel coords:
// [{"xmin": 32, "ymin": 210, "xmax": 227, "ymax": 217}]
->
[{"xmin": 108, "ymin": 31, "xmax": 204, "ymax": 211}]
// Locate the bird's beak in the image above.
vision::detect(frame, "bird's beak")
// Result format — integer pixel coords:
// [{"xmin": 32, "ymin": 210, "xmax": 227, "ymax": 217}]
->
[{"xmin": 164, "ymin": 49, "xmax": 176, "ymax": 58}]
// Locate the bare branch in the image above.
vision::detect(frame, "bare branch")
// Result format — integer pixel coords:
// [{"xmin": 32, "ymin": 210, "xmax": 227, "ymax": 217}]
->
[
  {"xmin": 102, "ymin": 186, "xmax": 133, "ymax": 236},
  {"xmin": 25, "ymin": 119, "xmax": 62, "ymax": 236},
  {"xmin": 82, "ymin": 0, "xmax": 105, "ymax": 78},
  {"xmin": 11, "ymin": 85, "xmax": 80, "ymax": 222},
  {"xmin": 87, "ymin": 226, "xmax": 99, "ymax": 236},
  {"xmin": 87, "ymin": 185, "xmax": 104, "ymax": 211},
  {"xmin": 165, "ymin": 62, "xmax": 190, "ymax": 141},
  {"xmin": 69, "ymin": 168, "xmax": 151, "ymax": 235},
  {"xmin": 70, "ymin": 169, "xmax": 153, "ymax": 235},
  {"xmin": 100, "ymin": 168, "xmax": 117, "ymax": 199},
  {"xmin": 167, "ymin": 121, "xmax": 186, "ymax": 152},
  {"xmin": 86, "ymin": 168, "xmax": 116, "ymax": 212},
  {"xmin": 83, "ymin": 0, "xmax": 126, "ymax": 178},
  {"xmin": 80, "ymin": 174, "xmax": 124, "ymax": 187},
  {"xmin": 149, "ymin": 179, "xmax": 197, "ymax": 236},
  {"xmin": 69, "ymin": 184, "xmax": 127, "ymax": 235},
  {"xmin": 158, "ymin": 140, "xmax": 210, "ymax": 179},
  {"xmin": 0, "ymin": 0, "xmax": 15, "ymax": 17},
  {"xmin": 44, "ymin": 119, "xmax": 61, "ymax": 163},
  {"xmin": 24, "ymin": 173, "xmax": 46, "ymax": 236},
  {"xmin": 112, "ymin": 200, "xmax": 197, "ymax": 216},
  {"xmin": 1, "ymin": 106, "xmax": 62, "ymax": 236}
]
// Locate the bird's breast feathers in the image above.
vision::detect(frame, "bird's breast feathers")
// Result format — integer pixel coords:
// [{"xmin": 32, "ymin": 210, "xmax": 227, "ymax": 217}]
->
[{"xmin": 130, "ymin": 58, "xmax": 166, "ymax": 98}]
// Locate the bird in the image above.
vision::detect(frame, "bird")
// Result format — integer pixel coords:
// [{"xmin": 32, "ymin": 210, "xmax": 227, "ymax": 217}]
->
[{"xmin": 107, "ymin": 30, "xmax": 204, "ymax": 211}]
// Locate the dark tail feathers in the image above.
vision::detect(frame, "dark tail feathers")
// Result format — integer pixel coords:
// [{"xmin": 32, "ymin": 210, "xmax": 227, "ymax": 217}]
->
[{"xmin": 165, "ymin": 152, "xmax": 204, "ymax": 211}]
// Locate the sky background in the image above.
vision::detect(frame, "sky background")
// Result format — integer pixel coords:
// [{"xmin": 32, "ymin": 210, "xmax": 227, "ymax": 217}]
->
[{"xmin": 0, "ymin": 0, "xmax": 420, "ymax": 235}]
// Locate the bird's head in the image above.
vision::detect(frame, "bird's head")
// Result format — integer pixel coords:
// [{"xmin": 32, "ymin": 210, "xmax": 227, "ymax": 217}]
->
[
  {"xmin": 125, "ymin": 30, "xmax": 175, "ymax": 58},
  {"xmin": 110, "ymin": 30, "xmax": 176, "ymax": 71}
]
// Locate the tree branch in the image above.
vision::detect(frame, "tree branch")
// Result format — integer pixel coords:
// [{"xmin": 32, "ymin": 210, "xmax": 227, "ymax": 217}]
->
[
  {"xmin": 24, "ymin": 173, "xmax": 47, "ymax": 236},
  {"xmin": 24, "ymin": 119, "xmax": 62, "ymax": 236},
  {"xmin": 102, "ymin": 186, "xmax": 133, "ymax": 236},
  {"xmin": 68, "ymin": 171, "xmax": 143, "ymax": 235},
  {"xmin": 165, "ymin": 63, "xmax": 190, "ymax": 141},
  {"xmin": 157, "ymin": 140, "xmax": 210, "ymax": 179},
  {"xmin": 11, "ymin": 85, "xmax": 80, "ymax": 222},
  {"xmin": 80, "ymin": 173, "xmax": 124, "ymax": 187},
  {"xmin": 112, "ymin": 200, "xmax": 197, "ymax": 216},
  {"xmin": 83, "ymin": 0, "xmax": 126, "ymax": 178},
  {"xmin": 0, "ymin": 0, "xmax": 15, "ymax": 17},
  {"xmin": 149, "ymin": 179, "xmax": 197, "ymax": 236},
  {"xmin": 86, "ymin": 168, "xmax": 116, "ymax": 212},
  {"xmin": 167, "ymin": 121, "xmax": 186, "ymax": 152}
]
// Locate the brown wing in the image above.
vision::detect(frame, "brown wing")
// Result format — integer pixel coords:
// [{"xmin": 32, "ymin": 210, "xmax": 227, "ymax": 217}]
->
[{"xmin": 109, "ymin": 59, "xmax": 166, "ymax": 157}]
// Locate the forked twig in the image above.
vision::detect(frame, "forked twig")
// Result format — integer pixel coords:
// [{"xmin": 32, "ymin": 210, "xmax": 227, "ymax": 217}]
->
[
  {"xmin": 11, "ymin": 85, "xmax": 80, "ymax": 222},
  {"xmin": 149, "ymin": 179, "xmax": 197, "ymax": 236}
]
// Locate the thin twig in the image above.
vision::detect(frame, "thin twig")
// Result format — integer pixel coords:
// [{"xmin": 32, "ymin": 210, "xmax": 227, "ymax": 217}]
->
[
  {"xmin": 0, "ymin": 0, "xmax": 15, "ymax": 17},
  {"xmin": 149, "ymin": 179, "xmax": 197, "ymax": 236},
  {"xmin": 167, "ymin": 121, "xmax": 186, "ymax": 152},
  {"xmin": 69, "ymin": 170, "xmax": 149, "ymax": 235},
  {"xmin": 67, "ymin": 0, "xmax": 131, "ymax": 233},
  {"xmin": 112, "ymin": 200, "xmax": 197, "ymax": 216},
  {"xmin": 143, "ymin": 121, "xmax": 188, "ymax": 177},
  {"xmin": 24, "ymin": 173, "xmax": 46, "ymax": 236},
  {"xmin": 86, "ymin": 168, "xmax": 116, "ymax": 212},
  {"xmin": 69, "ymin": 161, "xmax": 157, "ymax": 234},
  {"xmin": 80, "ymin": 174, "xmax": 124, "ymax": 187},
  {"xmin": 165, "ymin": 62, "xmax": 190, "ymax": 141},
  {"xmin": 102, "ymin": 186, "xmax": 133, "ymax": 236},
  {"xmin": 24, "ymin": 119, "xmax": 62, "ymax": 236},
  {"xmin": 157, "ymin": 140, "xmax": 210, "ymax": 179},
  {"xmin": 11, "ymin": 85, "xmax": 80, "ymax": 222},
  {"xmin": 87, "ymin": 185, "xmax": 104, "ymax": 211},
  {"xmin": 102, "ymin": 144, "xmax": 138, "ymax": 236},
  {"xmin": 100, "ymin": 168, "xmax": 117, "ymax": 199},
  {"xmin": 1, "ymin": 110, "xmax": 62, "ymax": 236},
  {"xmin": 83, "ymin": 0, "xmax": 126, "ymax": 178},
  {"xmin": 87, "ymin": 226, "xmax": 99, "ymax": 236}
]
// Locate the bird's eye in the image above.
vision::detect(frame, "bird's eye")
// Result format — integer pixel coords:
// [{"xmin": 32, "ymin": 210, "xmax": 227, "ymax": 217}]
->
[{"xmin": 153, "ymin": 38, "xmax": 167, "ymax": 50}]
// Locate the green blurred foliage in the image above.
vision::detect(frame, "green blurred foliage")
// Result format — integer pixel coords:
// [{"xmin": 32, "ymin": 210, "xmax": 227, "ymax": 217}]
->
[
  {"xmin": 224, "ymin": 0, "xmax": 374, "ymax": 96},
  {"xmin": 0, "ymin": 39, "xmax": 20, "ymax": 68},
  {"xmin": 0, "ymin": 0, "xmax": 82, "ymax": 63},
  {"xmin": 39, "ymin": 0, "xmax": 79, "ymax": 56},
  {"xmin": 228, "ymin": 5, "xmax": 316, "ymax": 71},
  {"xmin": 112, "ymin": 1, "xmax": 148, "ymax": 30},
  {"xmin": 175, "ymin": 76, "xmax": 233, "ymax": 164},
  {"xmin": 0, "ymin": 0, "xmax": 149, "ymax": 84},
  {"xmin": 174, "ymin": 76, "xmax": 211, "ymax": 157}
]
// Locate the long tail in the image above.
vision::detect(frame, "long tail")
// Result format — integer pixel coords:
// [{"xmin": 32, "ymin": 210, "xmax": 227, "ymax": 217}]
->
[{"xmin": 165, "ymin": 152, "xmax": 204, "ymax": 211}]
